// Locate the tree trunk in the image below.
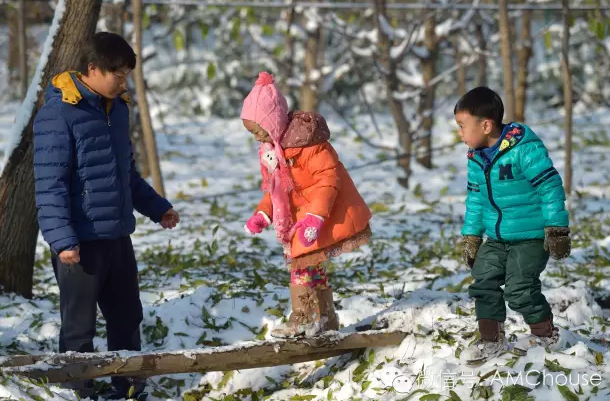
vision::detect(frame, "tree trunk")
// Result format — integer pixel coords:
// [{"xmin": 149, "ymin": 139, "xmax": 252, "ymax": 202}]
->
[
  {"xmin": 133, "ymin": 0, "xmax": 166, "ymax": 197},
  {"xmin": 18, "ymin": 0, "xmax": 28, "ymax": 100},
  {"xmin": 280, "ymin": 3, "xmax": 296, "ymax": 105},
  {"xmin": 591, "ymin": 6, "xmax": 606, "ymax": 106},
  {"xmin": 453, "ymin": 35, "xmax": 466, "ymax": 96},
  {"xmin": 416, "ymin": 16, "xmax": 438, "ymax": 169},
  {"xmin": 498, "ymin": 0, "xmax": 515, "ymax": 122},
  {"xmin": 561, "ymin": 0, "xmax": 573, "ymax": 203},
  {"xmin": 374, "ymin": 0, "xmax": 412, "ymax": 187},
  {"xmin": 515, "ymin": 9, "xmax": 532, "ymax": 122},
  {"xmin": 8, "ymin": 6, "xmax": 19, "ymax": 92},
  {"xmin": 129, "ymin": 94, "xmax": 150, "ymax": 178},
  {"xmin": 0, "ymin": 0, "xmax": 104, "ymax": 299},
  {"xmin": 101, "ymin": 2, "xmax": 125, "ymax": 35},
  {"xmin": 474, "ymin": 19, "xmax": 487, "ymax": 87},
  {"xmin": 5, "ymin": 330, "xmax": 408, "ymax": 382},
  {"xmin": 102, "ymin": 1, "xmax": 149, "ymax": 178},
  {"xmin": 300, "ymin": 9, "xmax": 321, "ymax": 112}
]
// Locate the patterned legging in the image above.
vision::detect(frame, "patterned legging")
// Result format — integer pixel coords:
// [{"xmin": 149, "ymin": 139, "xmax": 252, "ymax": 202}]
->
[{"xmin": 290, "ymin": 265, "xmax": 329, "ymax": 289}]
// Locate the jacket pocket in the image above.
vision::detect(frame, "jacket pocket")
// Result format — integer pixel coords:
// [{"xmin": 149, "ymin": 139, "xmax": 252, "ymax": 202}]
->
[{"xmin": 81, "ymin": 190, "xmax": 92, "ymax": 219}]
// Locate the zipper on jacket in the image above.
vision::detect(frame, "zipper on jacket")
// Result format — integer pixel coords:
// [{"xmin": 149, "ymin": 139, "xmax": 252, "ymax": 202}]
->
[
  {"xmin": 484, "ymin": 166, "xmax": 503, "ymax": 241},
  {"xmin": 103, "ymin": 101, "xmax": 125, "ymax": 233},
  {"xmin": 81, "ymin": 190, "xmax": 91, "ymax": 219},
  {"xmin": 471, "ymin": 156, "xmax": 504, "ymax": 241}
]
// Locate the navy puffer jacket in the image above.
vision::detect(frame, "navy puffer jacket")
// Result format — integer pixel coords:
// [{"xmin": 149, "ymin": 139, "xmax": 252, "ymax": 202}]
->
[{"xmin": 33, "ymin": 71, "xmax": 171, "ymax": 253}]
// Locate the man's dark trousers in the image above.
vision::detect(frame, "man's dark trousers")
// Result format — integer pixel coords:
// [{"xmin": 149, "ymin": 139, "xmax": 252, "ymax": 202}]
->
[{"xmin": 52, "ymin": 236, "xmax": 144, "ymax": 394}]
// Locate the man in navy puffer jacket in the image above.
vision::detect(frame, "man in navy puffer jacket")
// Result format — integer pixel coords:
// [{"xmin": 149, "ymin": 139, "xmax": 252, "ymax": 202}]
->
[{"xmin": 33, "ymin": 32, "xmax": 179, "ymax": 400}]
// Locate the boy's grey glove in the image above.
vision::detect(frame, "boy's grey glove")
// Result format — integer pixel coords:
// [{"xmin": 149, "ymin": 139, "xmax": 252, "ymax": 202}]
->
[
  {"xmin": 462, "ymin": 236, "xmax": 483, "ymax": 269},
  {"xmin": 544, "ymin": 227, "xmax": 571, "ymax": 260}
]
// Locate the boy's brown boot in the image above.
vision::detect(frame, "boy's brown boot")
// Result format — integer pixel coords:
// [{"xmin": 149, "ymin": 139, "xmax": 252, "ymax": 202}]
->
[
  {"xmin": 515, "ymin": 314, "xmax": 559, "ymax": 353},
  {"xmin": 461, "ymin": 319, "xmax": 508, "ymax": 365}
]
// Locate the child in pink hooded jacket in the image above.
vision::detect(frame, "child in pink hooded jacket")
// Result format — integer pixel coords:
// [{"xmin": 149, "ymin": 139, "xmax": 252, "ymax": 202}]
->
[{"xmin": 241, "ymin": 72, "xmax": 372, "ymax": 338}]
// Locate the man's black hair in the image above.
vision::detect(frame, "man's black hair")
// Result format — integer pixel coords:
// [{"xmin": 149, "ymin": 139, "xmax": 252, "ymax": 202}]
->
[
  {"xmin": 454, "ymin": 86, "xmax": 504, "ymax": 127},
  {"xmin": 78, "ymin": 32, "xmax": 136, "ymax": 75}
]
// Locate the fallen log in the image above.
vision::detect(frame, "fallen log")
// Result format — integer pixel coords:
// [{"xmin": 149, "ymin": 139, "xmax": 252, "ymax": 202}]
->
[{"xmin": 2, "ymin": 330, "xmax": 409, "ymax": 383}]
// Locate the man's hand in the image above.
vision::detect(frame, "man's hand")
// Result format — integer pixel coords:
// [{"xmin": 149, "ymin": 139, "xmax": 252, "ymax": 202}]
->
[
  {"xmin": 160, "ymin": 208, "xmax": 180, "ymax": 229},
  {"xmin": 59, "ymin": 247, "xmax": 80, "ymax": 265}
]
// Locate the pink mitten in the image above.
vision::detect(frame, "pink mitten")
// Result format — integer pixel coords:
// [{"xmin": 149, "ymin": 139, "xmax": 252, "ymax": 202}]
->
[
  {"xmin": 293, "ymin": 214, "xmax": 324, "ymax": 247},
  {"xmin": 244, "ymin": 212, "xmax": 271, "ymax": 235}
]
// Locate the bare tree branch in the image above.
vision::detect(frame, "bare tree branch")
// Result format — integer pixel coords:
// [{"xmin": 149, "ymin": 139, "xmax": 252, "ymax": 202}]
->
[{"xmin": 325, "ymin": 98, "xmax": 398, "ymax": 153}]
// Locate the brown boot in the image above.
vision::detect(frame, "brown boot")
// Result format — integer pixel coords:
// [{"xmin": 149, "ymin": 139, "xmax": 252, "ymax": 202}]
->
[
  {"xmin": 320, "ymin": 288, "xmax": 340, "ymax": 331},
  {"xmin": 271, "ymin": 284, "xmax": 319, "ymax": 338},
  {"xmin": 461, "ymin": 319, "xmax": 507, "ymax": 364},
  {"xmin": 529, "ymin": 315, "xmax": 556, "ymax": 337},
  {"xmin": 271, "ymin": 285, "xmax": 339, "ymax": 338},
  {"xmin": 515, "ymin": 315, "xmax": 559, "ymax": 353},
  {"xmin": 479, "ymin": 318, "xmax": 502, "ymax": 341}
]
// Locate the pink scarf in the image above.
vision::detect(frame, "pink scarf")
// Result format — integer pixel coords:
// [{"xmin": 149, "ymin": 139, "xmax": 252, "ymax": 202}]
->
[
  {"xmin": 258, "ymin": 141, "xmax": 294, "ymax": 249},
  {"xmin": 241, "ymin": 72, "xmax": 294, "ymax": 252}
]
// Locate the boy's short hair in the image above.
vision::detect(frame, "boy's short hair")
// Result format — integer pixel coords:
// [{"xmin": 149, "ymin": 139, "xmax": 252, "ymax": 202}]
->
[
  {"xmin": 78, "ymin": 32, "xmax": 136, "ymax": 75},
  {"xmin": 454, "ymin": 87, "xmax": 504, "ymax": 127}
]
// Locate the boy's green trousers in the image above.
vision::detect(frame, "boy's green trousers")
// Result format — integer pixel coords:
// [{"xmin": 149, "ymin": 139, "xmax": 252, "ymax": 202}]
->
[{"xmin": 468, "ymin": 239, "xmax": 552, "ymax": 324}]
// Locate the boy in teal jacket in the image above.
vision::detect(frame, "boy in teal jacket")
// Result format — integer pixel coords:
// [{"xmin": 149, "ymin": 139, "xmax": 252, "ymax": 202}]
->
[{"xmin": 455, "ymin": 87, "xmax": 571, "ymax": 363}]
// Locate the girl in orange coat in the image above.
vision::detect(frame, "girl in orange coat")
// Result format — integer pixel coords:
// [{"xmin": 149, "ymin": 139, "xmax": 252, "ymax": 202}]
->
[{"xmin": 242, "ymin": 72, "xmax": 372, "ymax": 338}]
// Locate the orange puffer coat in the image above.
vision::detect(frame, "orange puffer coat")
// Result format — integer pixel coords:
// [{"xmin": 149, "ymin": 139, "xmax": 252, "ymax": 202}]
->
[{"xmin": 254, "ymin": 111, "xmax": 372, "ymax": 260}]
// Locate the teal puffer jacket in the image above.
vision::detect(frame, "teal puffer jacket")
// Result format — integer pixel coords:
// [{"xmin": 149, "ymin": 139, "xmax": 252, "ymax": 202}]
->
[{"xmin": 462, "ymin": 123, "xmax": 569, "ymax": 242}]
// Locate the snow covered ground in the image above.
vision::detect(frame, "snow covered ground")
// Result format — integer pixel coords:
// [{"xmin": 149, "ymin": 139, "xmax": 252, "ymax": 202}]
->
[
  {"xmin": 0, "ymin": 18, "xmax": 610, "ymax": 398},
  {"xmin": 1, "ymin": 87, "xmax": 610, "ymax": 401}
]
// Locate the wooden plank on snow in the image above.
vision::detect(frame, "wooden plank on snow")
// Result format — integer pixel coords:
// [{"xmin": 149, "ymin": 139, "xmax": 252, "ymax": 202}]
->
[{"xmin": 1, "ymin": 330, "xmax": 409, "ymax": 382}]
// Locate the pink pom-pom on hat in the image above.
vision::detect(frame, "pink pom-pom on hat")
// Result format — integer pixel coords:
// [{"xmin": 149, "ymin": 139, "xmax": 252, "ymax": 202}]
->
[{"xmin": 255, "ymin": 71, "xmax": 275, "ymax": 86}]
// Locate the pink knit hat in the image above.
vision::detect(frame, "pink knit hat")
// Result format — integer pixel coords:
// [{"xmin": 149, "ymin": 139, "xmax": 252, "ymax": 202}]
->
[{"xmin": 240, "ymin": 72, "xmax": 289, "ymax": 143}]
